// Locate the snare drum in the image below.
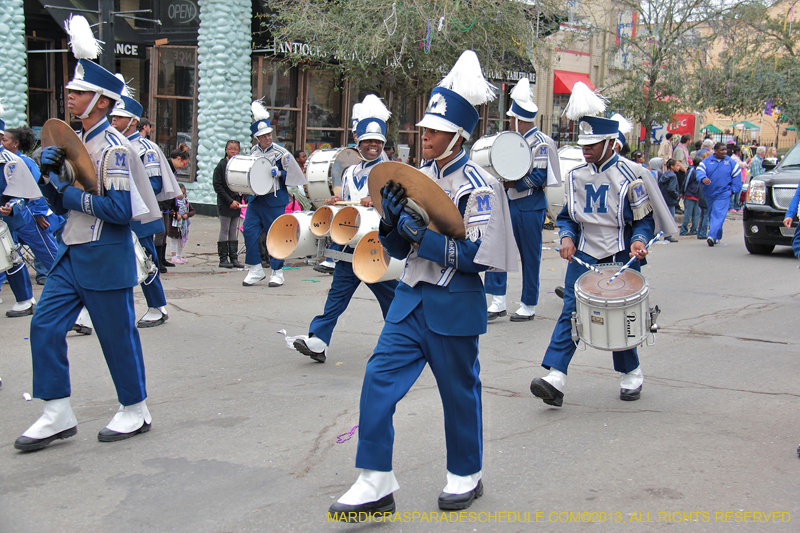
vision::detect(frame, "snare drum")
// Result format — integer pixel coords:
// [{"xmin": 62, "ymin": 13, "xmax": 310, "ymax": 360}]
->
[
  {"xmin": 226, "ymin": 155, "xmax": 275, "ymax": 196},
  {"xmin": 572, "ymin": 265, "xmax": 656, "ymax": 351},
  {"xmin": 305, "ymin": 148, "xmax": 362, "ymax": 208},
  {"xmin": 0, "ymin": 221, "xmax": 19, "ymax": 272},
  {"xmin": 469, "ymin": 131, "xmax": 532, "ymax": 181}
]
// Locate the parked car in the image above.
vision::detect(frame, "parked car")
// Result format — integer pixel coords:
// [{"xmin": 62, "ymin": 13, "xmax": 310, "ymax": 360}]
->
[{"xmin": 743, "ymin": 145, "xmax": 800, "ymax": 254}]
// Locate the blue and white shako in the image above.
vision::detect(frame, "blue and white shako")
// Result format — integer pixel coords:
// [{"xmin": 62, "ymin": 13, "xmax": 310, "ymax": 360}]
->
[
  {"xmin": 110, "ymin": 95, "xmax": 143, "ymax": 121},
  {"xmin": 354, "ymin": 94, "xmax": 390, "ymax": 143},
  {"xmin": 251, "ymin": 100, "xmax": 272, "ymax": 137},
  {"xmin": 506, "ymin": 77, "xmax": 538, "ymax": 122}
]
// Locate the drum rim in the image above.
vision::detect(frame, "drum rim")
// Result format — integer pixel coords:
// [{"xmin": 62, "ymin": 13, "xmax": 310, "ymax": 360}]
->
[{"xmin": 574, "ymin": 268, "xmax": 649, "ymax": 305}]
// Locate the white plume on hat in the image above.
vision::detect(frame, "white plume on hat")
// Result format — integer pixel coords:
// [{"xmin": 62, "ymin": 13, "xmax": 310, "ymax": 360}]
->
[
  {"xmin": 0, "ymin": 98, "xmax": 5, "ymax": 117},
  {"xmin": 251, "ymin": 99, "xmax": 270, "ymax": 121},
  {"xmin": 611, "ymin": 113, "xmax": 632, "ymax": 134},
  {"xmin": 438, "ymin": 50, "xmax": 497, "ymax": 106},
  {"xmin": 563, "ymin": 82, "xmax": 607, "ymax": 121},
  {"xmin": 64, "ymin": 15, "xmax": 102, "ymax": 60},
  {"xmin": 114, "ymin": 73, "xmax": 135, "ymax": 98},
  {"xmin": 510, "ymin": 78, "xmax": 534, "ymax": 106},
  {"xmin": 351, "ymin": 102, "xmax": 363, "ymax": 128},
  {"xmin": 359, "ymin": 94, "xmax": 391, "ymax": 122}
]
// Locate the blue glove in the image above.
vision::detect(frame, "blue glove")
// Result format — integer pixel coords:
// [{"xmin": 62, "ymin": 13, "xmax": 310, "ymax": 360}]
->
[
  {"xmin": 397, "ymin": 211, "xmax": 426, "ymax": 244},
  {"xmin": 380, "ymin": 180, "xmax": 406, "ymax": 227},
  {"xmin": 48, "ymin": 171, "xmax": 70, "ymax": 193},
  {"xmin": 270, "ymin": 167, "xmax": 286, "ymax": 178},
  {"xmin": 40, "ymin": 146, "xmax": 66, "ymax": 176},
  {"xmin": 271, "ymin": 167, "xmax": 278, "ymax": 177}
]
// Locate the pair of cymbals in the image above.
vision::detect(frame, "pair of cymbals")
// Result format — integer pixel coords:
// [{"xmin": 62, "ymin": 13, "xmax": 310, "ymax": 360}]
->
[
  {"xmin": 367, "ymin": 162, "xmax": 465, "ymax": 240},
  {"xmin": 41, "ymin": 119, "xmax": 98, "ymax": 195}
]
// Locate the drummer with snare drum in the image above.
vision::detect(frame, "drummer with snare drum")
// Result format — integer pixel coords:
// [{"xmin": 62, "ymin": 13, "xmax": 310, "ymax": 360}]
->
[
  {"xmin": 529, "ymin": 83, "xmax": 676, "ymax": 408},
  {"xmin": 483, "ymin": 77, "xmax": 560, "ymax": 323},
  {"xmin": 241, "ymin": 100, "xmax": 305, "ymax": 287},
  {"xmin": 291, "ymin": 95, "xmax": 398, "ymax": 363}
]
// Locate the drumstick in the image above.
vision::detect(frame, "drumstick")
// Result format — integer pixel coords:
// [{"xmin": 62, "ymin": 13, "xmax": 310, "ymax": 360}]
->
[
  {"xmin": 334, "ymin": 201, "xmax": 361, "ymax": 205},
  {"xmin": 606, "ymin": 231, "xmax": 664, "ymax": 285},
  {"xmin": 554, "ymin": 249, "xmax": 602, "ymax": 274}
]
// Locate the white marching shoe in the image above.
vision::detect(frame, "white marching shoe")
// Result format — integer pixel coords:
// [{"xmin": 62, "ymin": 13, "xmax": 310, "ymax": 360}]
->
[
  {"xmin": 72, "ymin": 307, "xmax": 93, "ymax": 335},
  {"xmin": 510, "ymin": 303, "xmax": 536, "ymax": 322},
  {"xmin": 328, "ymin": 470, "xmax": 399, "ymax": 522},
  {"xmin": 15, "ymin": 398, "xmax": 78, "ymax": 451},
  {"xmin": 620, "ymin": 366, "xmax": 644, "ymax": 401},
  {"xmin": 439, "ymin": 471, "xmax": 484, "ymax": 510},
  {"xmin": 6, "ymin": 297, "xmax": 35, "ymax": 318},
  {"xmin": 137, "ymin": 306, "xmax": 168, "ymax": 328},
  {"xmin": 487, "ymin": 294, "xmax": 506, "ymax": 321},
  {"xmin": 242, "ymin": 264, "xmax": 266, "ymax": 286},
  {"xmin": 98, "ymin": 400, "xmax": 152, "ymax": 442},
  {"xmin": 268, "ymin": 269, "xmax": 284, "ymax": 287},
  {"xmin": 529, "ymin": 368, "xmax": 566, "ymax": 407},
  {"xmin": 293, "ymin": 335, "xmax": 328, "ymax": 363}
]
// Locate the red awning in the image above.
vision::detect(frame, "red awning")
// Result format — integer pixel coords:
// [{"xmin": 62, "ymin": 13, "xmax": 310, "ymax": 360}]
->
[{"xmin": 553, "ymin": 71, "xmax": 595, "ymax": 94}]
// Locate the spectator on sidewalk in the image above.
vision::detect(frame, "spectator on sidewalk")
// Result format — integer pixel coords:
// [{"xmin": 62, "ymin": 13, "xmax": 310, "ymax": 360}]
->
[{"xmin": 659, "ymin": 159, "xmax": 681, "ymax": 243}]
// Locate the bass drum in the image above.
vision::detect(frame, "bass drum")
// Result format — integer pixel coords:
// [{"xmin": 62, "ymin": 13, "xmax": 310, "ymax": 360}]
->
[
  {"xmin": 226, "ymin": 155, "xmax": 274, "ymax": 196},
  {"xmin": 469, "ymin": 131, "xmax": 532, "ymax": 181},
  {"xmin": 548, "ymin": 145, "xmax": 585, "ymax": 223},
  {"xmin": 305, "ymin": 148, "xmax": 362, "ymax": 208}
]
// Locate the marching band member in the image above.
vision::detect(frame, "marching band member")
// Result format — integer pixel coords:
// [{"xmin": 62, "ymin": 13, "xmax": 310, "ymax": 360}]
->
[
  {"xmin": 293, "ymin": 95, "xmax": 398, "ymax": 363},
  {"xmin": 529, "ymin": 83, "xmax": 675, "ymax": 408},
  {"xmin": 242, "ymin": 100, "xmax": 306, "ymax": 287},
  {"xmin": 14, "ymin": 16, "xmax": 161, "ymax": 451},
  {"xmin": 484, "ymin": 78, "xmax": 560, "ymax": 322},
  {"xmin": 329, "ymin": 51, "xmax": 516, "ymax": 521},
  {"xmin": 110, "ymin": 82, "xmax": 180, "ymax": 328},
  {"xmin": 0, "ymin": 134, "xmax": 43, "ymax": 318}
]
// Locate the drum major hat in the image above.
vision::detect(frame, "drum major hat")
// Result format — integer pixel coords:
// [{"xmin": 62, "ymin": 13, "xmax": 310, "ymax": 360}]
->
[
  {"xmin": 355, "ymin": 94, "xmax": 391, "ymax": 143},
  {"xmin": 110, "ymin": 77, "xmax": 143, "ymax": 120},
  {"xmin": 563, "ymin": 82, "xmax": 617, "ymax": 146},
  {"xmin": 506, "ymin": 77, "xmax": 538, "ymax": 122},
  {"xmin": 250, "ymin": 99, "xmax": 272, "ymax": 137},
  {"xmin": 63, "ymin": 16, "xmax": 123, "ymax": 102},
  {"xmin": 416, "ymin": 50, "xmax": 496, "ymax": 141}
]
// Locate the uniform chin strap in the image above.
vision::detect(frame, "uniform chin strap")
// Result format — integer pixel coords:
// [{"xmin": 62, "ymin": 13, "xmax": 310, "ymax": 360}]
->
[
  {"xmin": 77, "ymin": 92, "xmax": 102, "ymax": 120},
  {"xmin": 434, "ymin": 128, "xmax": 464, "ymax": 161},
  {"xmin": 356, "ymin": 139, "xmax": 384, "ymax": 162}
]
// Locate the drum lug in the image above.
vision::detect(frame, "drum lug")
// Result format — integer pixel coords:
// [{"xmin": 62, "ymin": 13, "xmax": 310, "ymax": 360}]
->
[
  {"xmin": 570, "ymin": 312, "xmax": 586, "ymax": 351},
  {"xmin": 647, "ymin": 305, "xmax": 661, "ymax": 334}
]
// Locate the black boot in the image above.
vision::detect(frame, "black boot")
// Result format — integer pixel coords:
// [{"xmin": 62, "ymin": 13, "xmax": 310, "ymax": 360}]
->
[
  {"xmin": 159, "ymin": 244, "xmax": 174, "ymax": 268},
  {"xmin": 155, "ymin": 245, "xmax": 168, "ymax": 273},
  {"xmin": 228, "ymin": 241, "xmax": 244, "ymax": 268},
  {"xmin": 218, "ymin": 242, "xmax": 233, "ymax": 268}
]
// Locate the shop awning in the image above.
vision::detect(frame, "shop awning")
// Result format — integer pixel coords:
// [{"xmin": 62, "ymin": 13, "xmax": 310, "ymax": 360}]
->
[
  {"xmin": 553, "ymin": 70, "xmax": 595, "ymax": 94},
  {"xmin": 729, "ymin": 120, "xmax": 760, "ymax": 130},
  {"xmin": 38, "ymin": 0, "xmax": 145, "ymax": 44},
  {"xmin": 786, "ymin": 126, "xmax": 797, "ymax": 131},
  {"xmin": 700, "ymin": 124, "xmax": 722, "ymax": 133}
]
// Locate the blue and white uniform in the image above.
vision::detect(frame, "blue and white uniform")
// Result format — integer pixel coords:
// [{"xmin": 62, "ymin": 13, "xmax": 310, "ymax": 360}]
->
[
  {"xmin": 785, "ymin": 184, "xmax": 800, "ymax": 258},
  {"xmin": 542, "ymin": 154, "xmax": 655, "ymax": 377},
  {"xmin": 31, "ymin": 118, "xmax": 150, "ymax": 406},
  {"xmin": 484, "ymin": 126, "xmax": 558, "ymax": 312},
  {"xmin": 307, "ymin": 159, "xmax": 397, "ymax": 348},
  {"xmin": 695, "ymin": 155, "xmax": 741, "ymax": 243},
  {"xmin": 356, "ymin": 149, "xmax": 515, "ymax": 477}
]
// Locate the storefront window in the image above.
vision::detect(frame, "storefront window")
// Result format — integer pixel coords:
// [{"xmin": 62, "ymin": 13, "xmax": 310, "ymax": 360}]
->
[
  {"xmin": 307, "ymin": 69, "xmax": 343, "ymax": 130},
  {"xmin": 26, "ymin": 38, "xmax": 55, "ymax": 131},
  {"xmin": 305, "ymin": 129, "xmax": 341, "ymax": 154},
  {"xmin": 486, "ymin": 81, "xmax": 511, "ymax": 136},
  {"xmin": 156, "ymin": 47, "xmax": 196, "ymax": 97},
  {"xmin": 253, "ymin": 57, "xmax": 300, "ymax": 152},
  {"xmin": 552, "ymin": 94, "xmax": 576, "ymax": 145}
]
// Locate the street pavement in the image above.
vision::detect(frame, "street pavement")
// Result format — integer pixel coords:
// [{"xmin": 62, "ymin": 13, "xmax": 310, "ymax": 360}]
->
[{"xmin": 0, "ymin": 212, "xmax": 798, "ymax": 532}]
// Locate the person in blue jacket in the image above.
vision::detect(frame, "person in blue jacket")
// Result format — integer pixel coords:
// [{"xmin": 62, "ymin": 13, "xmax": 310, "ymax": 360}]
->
[
  {"xmin": 782, "ymin": 184, "xmax": 800, "ymax": 259},
  {"xmin": 241, "ymin": 100, "xmax": 306, "ymax": 287},
  {"xmin": 292, "ymin": 95, "xmax": 397, "ymax": 363},
  {"xmin": 328, "ymin": 50, "xmax": 517, "ymax": 522},
  {"xmin": 695, "ymin": 142, "xmax": 742, "ymax": 246},
  {"xmin": 14, "ymin": 19, "xmax": 161, "ymax": 451},
  {"xmin": 484, "ymin": 77, "xmax": 560, "ymax": 322},
  {"xmin": 2, "ymin": 126, "xmax": 60, "ymax": 288}
]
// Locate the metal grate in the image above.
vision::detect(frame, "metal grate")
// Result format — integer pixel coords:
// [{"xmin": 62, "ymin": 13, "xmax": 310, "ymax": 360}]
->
[{"xmin": 772, "ymin": 186, "xmax": 798, "ymax": 210}]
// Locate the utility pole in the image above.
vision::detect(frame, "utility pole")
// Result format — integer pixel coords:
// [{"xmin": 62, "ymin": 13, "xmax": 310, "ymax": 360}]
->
[{"xmin": 98, "ymin": 0, "xmax": 114, "ymax": 72}]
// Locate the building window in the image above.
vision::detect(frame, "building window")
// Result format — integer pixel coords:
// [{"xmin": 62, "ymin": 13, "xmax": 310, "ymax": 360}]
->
[
  {"xmin": 552, "ymin": 94, "xmax": 576, "ymax": 145},
  {"xmin": 26, "ymin": 37, "xmax": 56, "ymax": 132},
  {"xmin": 306, "ymin": 69, "xmax": 344, "ymax": 151},
  {"xmin": 252, "ymin": 57, "xmax": 300, "ymax": 153}
]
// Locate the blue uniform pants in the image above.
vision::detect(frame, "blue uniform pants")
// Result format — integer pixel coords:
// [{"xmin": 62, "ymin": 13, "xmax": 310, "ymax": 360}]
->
[
  {"xmin": 138, "ymin": 235, "xmax": 167, "ymax": 308},
  {"xmin": 29, "ymin": 250, "xmax": 147, "ymax": 406},
  {"xmin": 15, "ymin": 219, "xmax": 58, "ymax": 272},
  {"xmin": 707, "ymin": 195, "xmax": 729, "ymax": 242},
  {"xmin": 542, "ymin": 250, "xmax": 640, "ymax": 376},
  {"xmin": 355, "ymin": 303, "xmax": 482, "ymax": 476},
  {"xmin": 792, "ymin": 224, "xmax": 800, "ymax": 259},
  {"xmin": 309, "ymin": 260, "xmax": 396, "ymax": 345},
  {"xmin": 243, "ymin": 200, "xmax": 284, "ymax": 270},
  {"xmin": 4, "ymin": 261, "xmax": 33, "ymax": 302},
  {"xmin": 484, "ymin": 203, "xmax": 545, "ymax": 306}
]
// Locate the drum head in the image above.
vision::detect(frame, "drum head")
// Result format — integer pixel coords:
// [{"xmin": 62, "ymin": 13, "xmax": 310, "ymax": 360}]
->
[
  {"xmin": 576, "ymin": 269, "xmax": 645, "ymax": 298},
  {"xmin": 331, "ymin": 148, "xmax": 361, "ymax": 189},
  {"xmin": 248, "ymin": 158, "xmax": 274, "ymax": 195},
  {"xmin": 490, "ymin": 132, "xmax": 532, "ymax": 180}
]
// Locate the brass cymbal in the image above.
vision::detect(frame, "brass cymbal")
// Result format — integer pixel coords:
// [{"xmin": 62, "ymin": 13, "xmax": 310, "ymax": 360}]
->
[
  {"xmin": 41, "ymin": 119, "xmax": 98, "ymax": 195},
  {"xmin": 368, "ymin": 162, "xmax": 466, "ymax": 240}
]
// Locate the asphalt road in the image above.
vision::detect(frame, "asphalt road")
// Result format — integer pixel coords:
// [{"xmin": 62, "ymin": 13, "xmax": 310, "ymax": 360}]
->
[{"xmin": 1, "ymin": 213, "xmax": 797, "ymax": 532}]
